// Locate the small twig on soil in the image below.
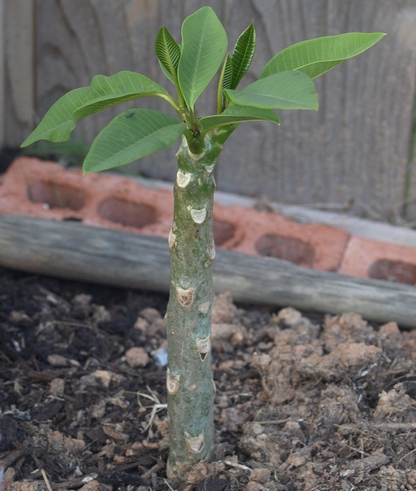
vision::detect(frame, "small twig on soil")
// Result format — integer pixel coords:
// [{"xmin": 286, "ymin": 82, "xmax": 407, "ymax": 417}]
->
[
  {"xmin": 338, "ymin": 422, "xmax": 416, "ymax": 435},
  {"xmin": 41, "ymin": 469, "xmax": 53, "ymax": 491},
  {"xmin": 137, "ymin": 388, "xmax": 167, "ymax": 434},
  {"xmin": 396, "ymin": 447, "xmax": 416, "ymax": 464},
  {"xmin": 223, "ymin": 459, "xmax": 252, "ymax": 473},
  {"xmin": 142, "ymin": 459, "xmax": 164, "ymax": 479},
  {"xmin": 164, "ymin": 478, "xmax": 176, "ymax": 491},
  {"xmin": 254, "ymin": 418, "xmax": 291, "ymax": 425},
  {"xmin": 344, "ymin": 444, "xmax": 371, "ymax": 458}
]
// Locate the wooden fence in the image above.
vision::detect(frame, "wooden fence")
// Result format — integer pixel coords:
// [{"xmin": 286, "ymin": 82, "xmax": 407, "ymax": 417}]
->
[{"xmin": 3, "ymin": 0, "xmax": 416, "ymax": 221}]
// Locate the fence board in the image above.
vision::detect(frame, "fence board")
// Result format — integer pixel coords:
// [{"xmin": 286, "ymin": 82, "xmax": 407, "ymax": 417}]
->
[
  {"xmin": 408, "ymin": 95, "xmax": 416, "ymax": 221},
  {"xmin": 4, "ymin": 0, "xmax": 35, "ymax": 147},
  {"xmin": 9, "ymin": 0, "xmax": 416, "ymax": 221},
  {"xmin": 1, "ymin": 214, "xmax": 415, "ymax": 328}
]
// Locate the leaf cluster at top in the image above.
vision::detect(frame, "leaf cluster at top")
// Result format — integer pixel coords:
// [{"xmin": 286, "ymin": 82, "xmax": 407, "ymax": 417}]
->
[{"xmin": 21, "ymin": 6, "xmax": 385, "ymax": 173}]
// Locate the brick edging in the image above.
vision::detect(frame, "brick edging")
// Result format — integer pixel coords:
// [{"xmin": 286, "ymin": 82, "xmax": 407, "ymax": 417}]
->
[{"xmin": 1, "ymin": 157, "xmax": 415, "ymax": 286}]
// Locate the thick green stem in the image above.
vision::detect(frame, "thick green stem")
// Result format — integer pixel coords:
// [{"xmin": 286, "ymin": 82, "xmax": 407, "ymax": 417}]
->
[{"xmin": 165, "ymin": 128, "xmax": 233, "ymax": 477}]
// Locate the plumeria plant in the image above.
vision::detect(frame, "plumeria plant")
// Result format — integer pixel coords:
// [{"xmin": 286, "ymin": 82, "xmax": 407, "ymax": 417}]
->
[{"xmin": 21, "ymin": 7, "xmax": 384, "ymax": 477}]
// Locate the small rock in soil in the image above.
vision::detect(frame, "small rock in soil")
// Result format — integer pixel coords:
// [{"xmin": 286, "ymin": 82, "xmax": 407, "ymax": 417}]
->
[{"xmin": 125, "ymin": 347, "xmax": 150, "ymax": 367}]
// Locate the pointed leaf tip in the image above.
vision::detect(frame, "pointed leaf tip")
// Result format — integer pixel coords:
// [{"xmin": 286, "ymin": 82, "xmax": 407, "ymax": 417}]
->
[
  {"xmin": 155, "ymin": 26, "xmax": 181, "ymax": 84},
  {"xmin": 261, "ymin": 32, "xmax": 386, "ymax": 80},
  {"xmin": 229, "ymin": 22, "xmax": 256, "ymax": 90}
]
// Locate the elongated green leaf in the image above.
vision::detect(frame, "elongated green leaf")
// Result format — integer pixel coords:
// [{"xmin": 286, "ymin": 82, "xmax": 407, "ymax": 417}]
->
[
  {"xmin": 217, "ymin": 54, "xmax": 233, "ymax": 113},
  {"xmin": 155, "ymin": 26, "xmax": 181, "ymax": 84},
  {"xmin": 83, "ymin": 109, "xmax": 186, "ymax": 173},
  {"xmin": 178, "ymin": 7, "xmax": 228, "ymax": 109},
  {"xmin": 230, "ymin": 22, "xmax": 256, "ymax": 89},
  {"xmin": 224, "ymin": 71, "xmax": 318, "ymax": 110},
  {"xmin": 200, "ymin": 105, "xmax": 280, "ymax": 133},
  {"xmin": 260, "ymin": 32, "xmax": 385, "ymax": 79},
  {"xmin": 220, "ymin": 55, "xmax": 234, "ymax": 92},
  {"xmin": 21, "ymin": 71, "xmax": 170, "ymax": 147}
]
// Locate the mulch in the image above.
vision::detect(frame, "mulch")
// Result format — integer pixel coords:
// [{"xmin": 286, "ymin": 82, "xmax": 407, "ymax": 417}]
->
[{"xmin": 1, "ymin": 266, "xmax": 416, "ymax": 491}]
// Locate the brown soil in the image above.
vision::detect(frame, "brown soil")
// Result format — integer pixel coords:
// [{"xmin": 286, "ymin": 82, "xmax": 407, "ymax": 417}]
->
[{"xmin": 1, "ymin": 266, "xmax": 416, "ymax": 491}]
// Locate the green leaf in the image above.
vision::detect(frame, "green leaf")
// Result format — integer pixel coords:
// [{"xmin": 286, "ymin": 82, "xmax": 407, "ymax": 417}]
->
[
  {"xmin": 230, "ymin": 22, "xmax": 256, "ymax": 89},
  {"xmin": 217, "ymin": 23, "xmax": 256, "ymax": 113},
  {"xmin": 200, "ymin": 105, "xmax": 280, "ymax": 133},
  {"xmin": 217, "ymin": 54, "xmax": 233, "ymax": 113},
  {"xmin": 178, "ymin": 6, "xmax": 228, "ymax": 109},
  {"xmin": 21, "ymin": 71, "xmax": 170, "ymax": 147},
  {"xmin": 155, "ymin": 26, "xmax": 181, "ymax": 84},
  {"xmin": 83, "ymin": 109, "xmax": 186, "ymax": 173},
  {"xmin": 260, "ymin": 32, "xmax": 385, "ymax": 80},
  {"xmin": 224, "ymin": 71, "xmax": 318, "ymax": 110},
  {"xmin": 220, "ymin": 55, "xmax": 234, "ymax": 92}
]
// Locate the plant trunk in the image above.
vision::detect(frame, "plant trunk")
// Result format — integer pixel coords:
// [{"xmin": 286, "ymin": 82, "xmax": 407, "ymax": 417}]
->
[{"xmin": 165, "ymin": 130, "xmax": 230, "ymax": 477}]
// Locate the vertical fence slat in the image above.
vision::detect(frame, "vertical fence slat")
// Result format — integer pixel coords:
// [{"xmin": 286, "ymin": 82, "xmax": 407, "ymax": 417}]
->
[{"xmin": 4, "ymin": 0, "xmax": 35, "ymax": 147}]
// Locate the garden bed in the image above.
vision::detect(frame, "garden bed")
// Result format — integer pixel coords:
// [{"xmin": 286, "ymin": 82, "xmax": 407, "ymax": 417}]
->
[{"xmin": 1, "ymin": 266, "xmax": 416, "ymax": 490}]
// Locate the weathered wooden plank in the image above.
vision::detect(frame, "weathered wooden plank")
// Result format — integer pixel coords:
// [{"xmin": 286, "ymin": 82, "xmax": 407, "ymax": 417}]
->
[
  {"xmin": 4, "ymin": 0, "xmax": 35, "ymax": 146},
  {"xmin": 21, "ymin": 1, "xmax": 416, "ymax": 220},
  {"xmin": 0, "ymin": 214, "xmax": 414, "ymax": 328}
]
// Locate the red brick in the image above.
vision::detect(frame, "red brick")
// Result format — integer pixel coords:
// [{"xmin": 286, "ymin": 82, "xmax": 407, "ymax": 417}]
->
[{"xmin": 339, "ymin": 236, "xmax": 416, "ymax": 285}]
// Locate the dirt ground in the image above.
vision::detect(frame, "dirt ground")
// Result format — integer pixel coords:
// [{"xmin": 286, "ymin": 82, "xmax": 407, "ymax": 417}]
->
[{"xmin": 1, "ymin": 266, "xmax": 416, "ymax": 491}]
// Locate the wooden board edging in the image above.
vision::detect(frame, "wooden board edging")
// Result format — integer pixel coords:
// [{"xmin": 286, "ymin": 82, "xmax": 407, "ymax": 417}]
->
[{"xmin": 0, "ymin": 214, "xmax": 415, "ymax": 328}]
